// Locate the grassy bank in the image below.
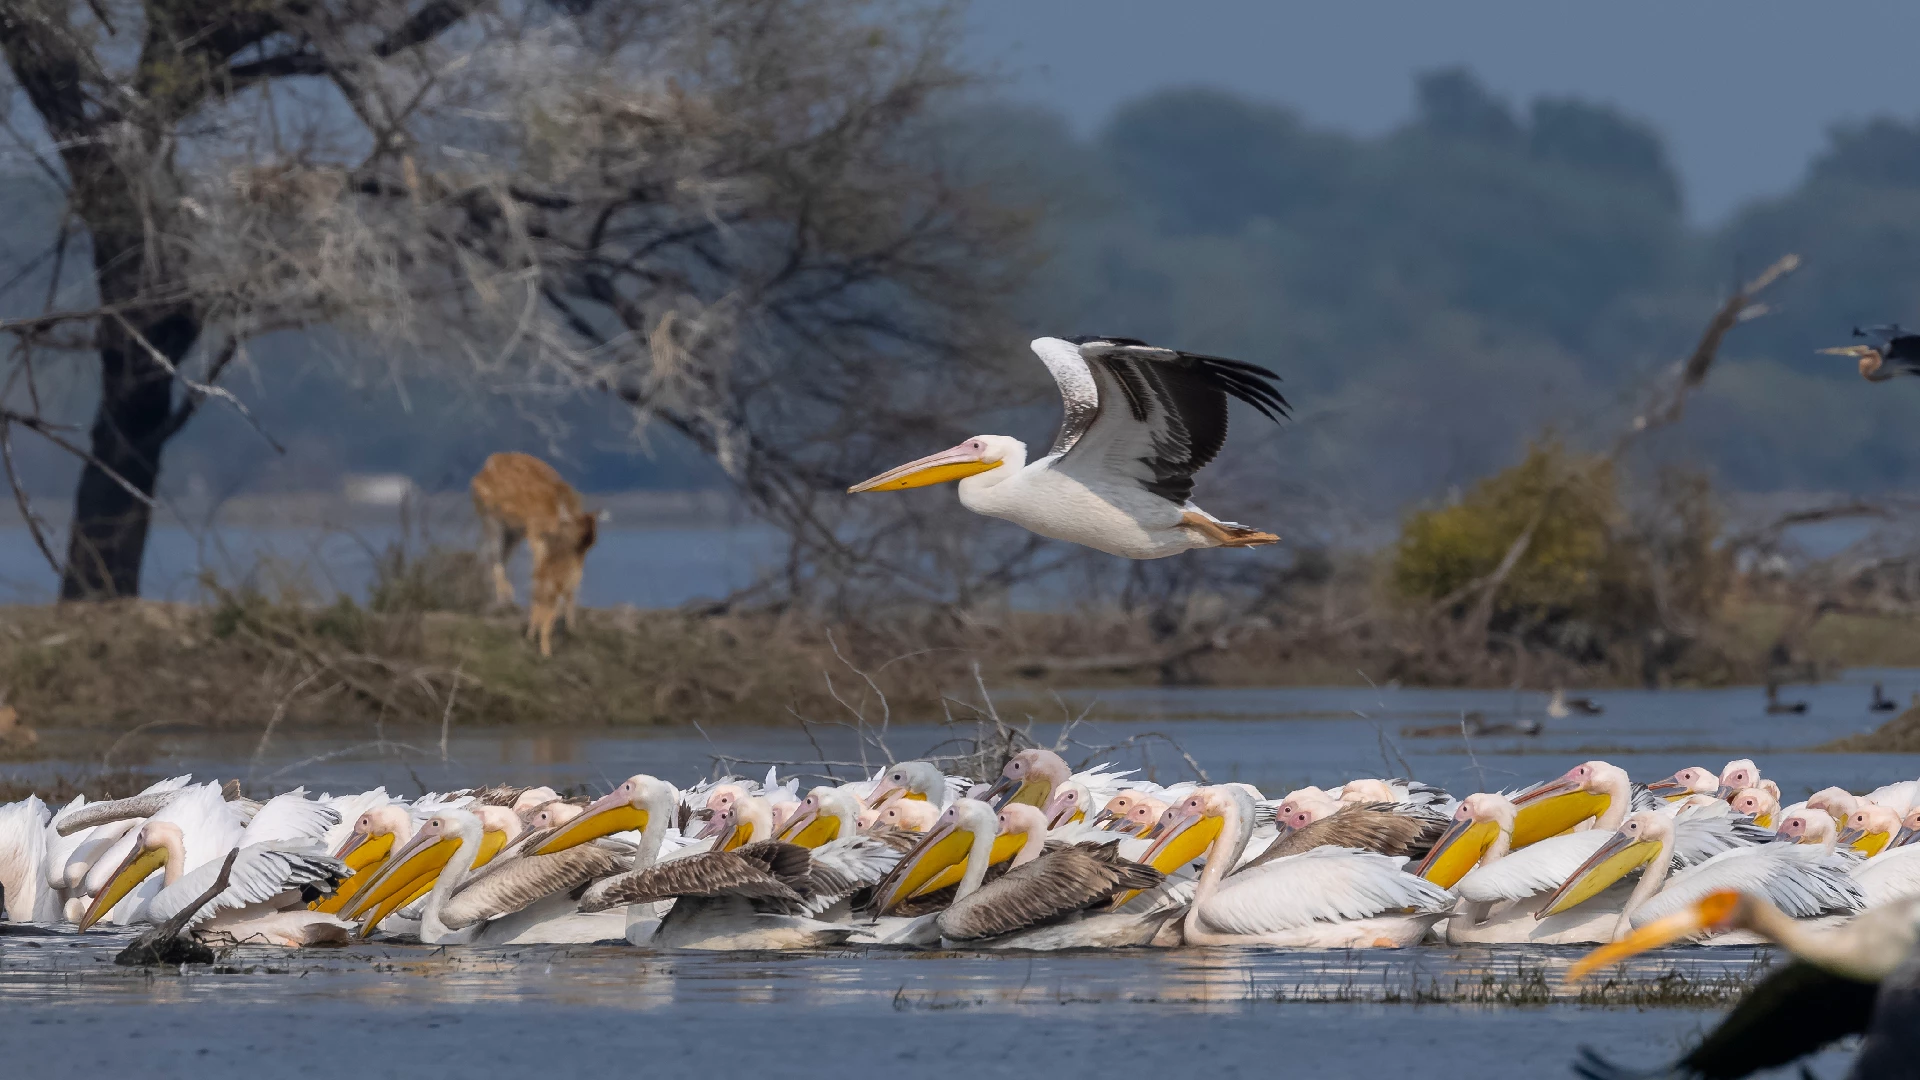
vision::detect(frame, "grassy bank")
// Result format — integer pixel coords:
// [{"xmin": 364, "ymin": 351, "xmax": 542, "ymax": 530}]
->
[{"xmin": 0, "ymin": 595, "xmax": 1916, "ymax": 754}]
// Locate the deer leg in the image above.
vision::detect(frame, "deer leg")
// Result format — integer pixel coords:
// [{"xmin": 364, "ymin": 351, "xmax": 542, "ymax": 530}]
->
[
  {"xmin": 482, "ymin": 518, "xmax": 520, "ymax": 606},
  {"xmin": 1178, "ymin": 511, "xmax": 1280, "ymax": 548}
]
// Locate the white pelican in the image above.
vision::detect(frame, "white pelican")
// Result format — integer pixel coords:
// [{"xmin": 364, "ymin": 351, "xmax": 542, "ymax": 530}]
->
[
  {"xmin": 0, "ymin": 796, "xmax": 59, "ymax": 922},
  {"xmin": 1417, "ymin": 761, "xmax": 1640, "ymax": 889},
  {"xmin": 871, "ymin": 802, "xmax": 1172, "ymax": 949},
  {"xmin": 1568, "ymin": 891, "xmax": 1920, "ymax": 1078},
  {"xmin": 1727, "ymin": 785, "xmax": 1779, "ymax": 828},
  {"xmin": 1646, "ymin": 766, "xmax": 1720, "ymax": 800},
  {"xmin": 1537, "ymin": 806, "xmax": 1862, "ymax": 943},
  {"xmin": 532, "ymin": 774, "xmax": 886, "ymax": 949},
  {"xmin": 1139, "ymin": 786, "xmax": 1453, "ymax": 948},
  {"xmin": 1840, "ymin": 804, "xmax": 1907, "ymax": 857},
  {"xmin": 346, "ymin": 806, "xmax": 629, "ymax": 945},
  {"xmin": 77, "ymin": 787, "xmax": 353, "ymax": 945},
  {"xmin": 872, "ymin": 799, "xmax": 941, "ymax": 833},
  {"xmin": 848, "ymin": 336, "xmax": 1289, "ymax": 558},
  {"xmin": 1422, "ymin": 794, "xmax": 1761, "ymax": 945},
  {"xmin": 860, "ymin": 762, "xmax": 968, "ymax": 809}
]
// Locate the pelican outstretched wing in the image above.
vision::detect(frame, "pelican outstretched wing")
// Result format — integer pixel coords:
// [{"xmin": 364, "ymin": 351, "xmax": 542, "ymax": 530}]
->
[
  {"xmin": 145, "ymin": 844, "xmax": 347, "ymax": 928},
  {"xmin": 1030, "ymin": 337, "xmax": 1289, "ymax": 506},
  {"xmin": 439, "ymin": 843, "xmax": 632, "ymax": 929}
]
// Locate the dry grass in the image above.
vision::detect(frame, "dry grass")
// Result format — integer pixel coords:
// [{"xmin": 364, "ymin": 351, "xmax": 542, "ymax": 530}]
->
[{"xmin": 0, "ymin": 586, "xmax": 1914, "ymax": 754}]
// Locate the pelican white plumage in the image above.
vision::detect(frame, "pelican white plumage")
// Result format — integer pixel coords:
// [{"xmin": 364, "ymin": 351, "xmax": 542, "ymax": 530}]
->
[
  {"xmin": 857, "ymin": 761, "xmax": 970, "ymax": 810},
  {"xmin": 0, "ymin": 796, "xmax": 58, "ymax": 922},
  {"xmin": 848, "ymin": 336, "xmax": 1289, "ymax": 559},
  {"xmin": 1424, "ymin": 794, "xmax": 1764, "ymax": 945},
  {"xmin": 77, "ymin": 786, "xmax": 353, "ymax": 945},
  {"xmin": 1140, "ymin": 786, "xmax": 1453, "ymax": 948},
  {"xmin": 348, "ymin": 806, "xmax": 630, "ymax": 945},
  {"xmin": 1537, "ymin": 806, "xmax": 1862, "ymax": 943}
]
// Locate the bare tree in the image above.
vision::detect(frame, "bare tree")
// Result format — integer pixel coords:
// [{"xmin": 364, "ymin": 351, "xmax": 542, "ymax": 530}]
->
[{"xmin": 0, "ymin": 0, "xmax": 1027, "ymax": 599}]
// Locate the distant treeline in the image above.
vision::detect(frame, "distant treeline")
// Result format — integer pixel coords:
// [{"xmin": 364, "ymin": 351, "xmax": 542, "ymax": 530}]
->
[{"xmin": 2, "ymin": 68, "xmax": 1916, "ymax": 508}]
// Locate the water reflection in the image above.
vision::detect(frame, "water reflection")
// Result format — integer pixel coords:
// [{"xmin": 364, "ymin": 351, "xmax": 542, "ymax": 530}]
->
[{"xmin": 0, "ymin": 929, "xmax": 1771, "ymax": 1013}]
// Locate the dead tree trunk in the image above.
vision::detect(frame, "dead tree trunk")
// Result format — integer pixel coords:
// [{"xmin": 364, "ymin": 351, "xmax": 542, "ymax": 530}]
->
[{"xmin": 60, "ymin": 245, "xmax": 199, "ymax": 598}]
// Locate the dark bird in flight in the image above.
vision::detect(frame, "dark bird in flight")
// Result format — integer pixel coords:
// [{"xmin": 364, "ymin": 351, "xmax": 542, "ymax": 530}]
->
[{"xmin": 1820, "ymin": 325, "xmax": 1920, "ymax": 382}]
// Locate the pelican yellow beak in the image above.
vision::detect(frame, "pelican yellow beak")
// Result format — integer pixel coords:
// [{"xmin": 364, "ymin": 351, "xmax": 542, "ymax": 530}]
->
[
  {"xmin": 876, "ymin": 823, "xmax": 977, "ymax": 912},
  {"xmin": 1567, "ymin": 890, "xmax": 1742, "ymax": 981},
  {"xmin": 346, "ymin": 834, "xmax": 460, "ymax": 921},
  {"xmin": 1837, "ymin": 827, "xmax": 1890, "ymax": 857},
  {"xmin": 848, "ymin": 443, "xmax": 1000, "ymax": 493},
  {"xmin": 313, "ymin": 830, "xmax": 398, "ymax": 913},
  {"xmin": 335, "ymin": 830, "xmax": 395, "ymax": 872},
  {"xmin": 1415, "ymin": 818, "xmax": 1499, "ymax": 888},
  {"xmin": 911, "ymin": 832, "xmax": 1023, "ymax": 898},
  {"xmin": 1539, "ymin": 831, "xmax": 1660, "ymax": 918},
  {"xmin": 1753, "ymin": 813, "xmax": 1773, "ymax": 830},
  {"xmin": 1509, "ymin": 783, "xmax": 1610, "ymax": 848},
  {"xmin": 533, "ymin": 793, "xmax": 648, "ymax": 856},
  {"xmin": 1819, "ymin": 345, "xmax": 1874, "ymax": 357},
  {"xmin": 1114, "ymin": 808, "xmax": 1223, "ymax": 908},
  {"xmin": 982, "ymin": 774, "xmax": 1051, "ymax": 810},
  {"xmin": 77, "ymin": 843, "xmax": 169, "ymax": 931},
  {"xmin": 777, "ymin": 807, "xmax": 839, "ymax": 849}
]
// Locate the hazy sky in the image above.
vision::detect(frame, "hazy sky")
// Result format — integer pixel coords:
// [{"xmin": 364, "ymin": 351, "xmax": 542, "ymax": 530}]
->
[{"xmin": 964, "ymin": 1, "xmax": 1920, "ymax": 224}]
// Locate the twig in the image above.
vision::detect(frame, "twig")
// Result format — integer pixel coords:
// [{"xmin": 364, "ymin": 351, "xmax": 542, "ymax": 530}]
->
[{"xmin": 439, "ymin": 662, "xmax": 463, "ymax": 762}]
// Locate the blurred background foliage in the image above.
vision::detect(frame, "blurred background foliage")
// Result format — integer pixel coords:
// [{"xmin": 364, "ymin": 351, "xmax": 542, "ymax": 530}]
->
[{"xmin": 4, "ymin": 65, "xmax": 1915, "ymax": 516}]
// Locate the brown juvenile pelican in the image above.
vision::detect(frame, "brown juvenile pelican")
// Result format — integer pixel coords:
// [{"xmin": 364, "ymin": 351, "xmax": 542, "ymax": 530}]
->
[
  {"xmin": 1819, "ymin": 324, "xmax": 1920, "ymax": 382},
  {"xmin": 847, "ymin": 336, "xmax": 1288, "ymax": 558},
  {"xmin": 871, "ymin": 801, "xmax": 1170, "ymax": 949},
  {"xmin": 1568, "ymin": 891, "xmax": 1920, "ymax": 1079}
]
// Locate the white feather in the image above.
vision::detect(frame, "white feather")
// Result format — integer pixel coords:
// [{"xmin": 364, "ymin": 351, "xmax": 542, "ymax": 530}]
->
[
  {"xmin": 1854, "ymin": 845, "xmax": 1920, "ymax": 908},
  {"xmin": 1634, "ymin": 844, "xmax": 1863, "ymax": 926},
  {"xmin": 1192, "ymin": 847, "xmax": 1453, "ymax": 935}
]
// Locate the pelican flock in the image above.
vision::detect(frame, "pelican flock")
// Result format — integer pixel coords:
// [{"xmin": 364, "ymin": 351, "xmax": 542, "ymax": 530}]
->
[{"xmin": 5, "ymin": 751, "xmax": 1920, "ymax": 974}]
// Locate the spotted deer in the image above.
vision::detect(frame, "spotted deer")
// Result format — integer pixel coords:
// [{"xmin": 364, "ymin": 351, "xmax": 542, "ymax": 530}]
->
[{"xmin": 470, "ymin": 452, "xmax": 598, "ymax": 656}]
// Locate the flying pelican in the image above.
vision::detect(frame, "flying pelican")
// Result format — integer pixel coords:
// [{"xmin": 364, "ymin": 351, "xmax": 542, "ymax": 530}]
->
[
  {"xmin": 871, "ymin": 801, "xmax": 1172, "ymax": 949},
  {"xmin": 847, "ymin": 336, "xmax": 1289, "ymax": 558},
  {"xmin": 1819, "ymin": 324, "xmax": 1920, "ymax": 382},
  {"xmin": 1568, "ymin": 891, "xmax": 1920, "ymax": 1079},
  {"xmin": 1537, "ymin": 807, "xmax": 1862, "ymax": 942},
  {"xmin": 1138, "ymin": 786, "xmax": 1453, "ymax": 948}
]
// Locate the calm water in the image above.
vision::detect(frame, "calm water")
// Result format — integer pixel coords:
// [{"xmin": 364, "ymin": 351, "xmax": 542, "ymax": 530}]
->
[
  {"xmin": 0, "ymin": 524, "xmax": 786, "ymax": 608},
  {"xmin": 0, "ymin": 929, "xmax": 1847, "ymax": 1080},
  {"xmin": 7, "ymin": 676, "xmax": 1910, "ymax": 1078}
]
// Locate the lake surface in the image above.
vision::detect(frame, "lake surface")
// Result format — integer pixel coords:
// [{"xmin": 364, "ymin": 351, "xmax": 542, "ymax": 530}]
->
[
  {"xmin": 0, "ymin": 928, "xmax": 1849, "ymax": 1080},
  {"xmin": 7, "ymin": 675, "xmax": 1911, "ymax": 1078},
  {"xmin": 0, "ymin": 523, "xmax": 787, "ymax": 608}
]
